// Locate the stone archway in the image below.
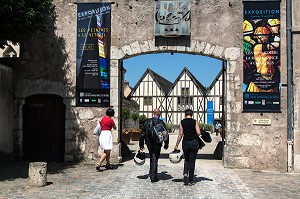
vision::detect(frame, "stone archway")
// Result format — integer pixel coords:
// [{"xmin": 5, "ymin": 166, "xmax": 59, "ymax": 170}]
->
[
  {"xmin": 14, "ymin": 80, "xmax": 69, "ymax": 161},
  {"xmin": 109, "ymin": 39, "xmax": 241, "ymax": 163}
]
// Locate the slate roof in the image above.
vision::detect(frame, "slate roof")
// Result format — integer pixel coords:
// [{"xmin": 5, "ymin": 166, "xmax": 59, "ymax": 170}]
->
[
  {"xmin": 129, "ymin": 68, "xmax": 173, "ymax": 97},
  {"xmin": 170, "ymin": 67, "xmax": 207, "ymax": 95},
  {"xmin": 206, "ymin": 68, "xmax": 223, "ymax": 94}
]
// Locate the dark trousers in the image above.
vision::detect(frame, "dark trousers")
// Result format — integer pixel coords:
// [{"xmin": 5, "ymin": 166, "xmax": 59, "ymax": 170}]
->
[
  {"xmin": 182, "ymin": 140, "xmax": 199, "ymax": 181},
  {"xmin": 146, "ymin": 142, "xmax": 161, "ymax": 180}
]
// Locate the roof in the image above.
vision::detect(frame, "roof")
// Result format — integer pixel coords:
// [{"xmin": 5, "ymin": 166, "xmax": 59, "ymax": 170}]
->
[
  {"xmin": 206, "ymin": 68, "xmax": 223, "ymax": 94},
  {"xmin": 170, "ymin": 67, "xmax": 207, "ymax": 95},
  {"xmin": 129, "ymin": 68, "xmax": 173, "ymax": 97}
]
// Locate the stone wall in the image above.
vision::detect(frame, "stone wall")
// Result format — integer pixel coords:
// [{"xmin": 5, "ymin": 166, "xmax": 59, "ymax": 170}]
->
[
  {"xmin": 11, "ymin": 0, "xmax": 290, "ymax": 170},
  {"xmin": 0, "ymin": 64, "xmax": 13, "ymax": 161},
  {"xmin": 292, "ymin": 0, "xmax": 300, "ymax": 172}
]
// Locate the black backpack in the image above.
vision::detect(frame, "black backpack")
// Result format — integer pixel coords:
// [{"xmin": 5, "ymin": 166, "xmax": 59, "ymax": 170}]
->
[{"xmin": 148, "ymin": 118, "xmax": 168, "ymax": 144}]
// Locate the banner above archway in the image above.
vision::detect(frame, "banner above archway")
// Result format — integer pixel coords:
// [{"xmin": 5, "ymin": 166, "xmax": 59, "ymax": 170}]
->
[
  {"xmin": 242, "ymin": 1, "xmax": 281, "ymax": 112},
  {"xmin": 76, "ymin": 3, "xmax": 112, "ymax": 107}
]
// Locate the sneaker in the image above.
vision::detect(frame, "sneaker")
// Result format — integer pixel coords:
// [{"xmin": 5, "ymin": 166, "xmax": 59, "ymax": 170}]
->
[
  {"xmin": 96, "ymin": 164, "xmax": 100, "ymax": 171},
  {"xmin": 183, "ymin": 174, "xmax": 189, "ymax": 185},
  {"xmin": 188, "ymin": 181, "xmax": 196, "ymax": 186}
]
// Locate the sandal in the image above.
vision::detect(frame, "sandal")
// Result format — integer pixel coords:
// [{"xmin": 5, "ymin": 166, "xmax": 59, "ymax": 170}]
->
[{"xmin": 96, "ymin": 164, "xmax": 104, "ymax": 172}]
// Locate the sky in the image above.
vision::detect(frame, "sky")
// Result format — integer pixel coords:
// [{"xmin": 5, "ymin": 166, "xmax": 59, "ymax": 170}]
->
[{"xmin": 123, "ymin": 53, "xmax": 223, "ymax": 88}]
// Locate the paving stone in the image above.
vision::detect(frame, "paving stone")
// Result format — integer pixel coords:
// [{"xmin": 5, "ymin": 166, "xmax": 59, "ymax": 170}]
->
[{"xmin": 1, "ymin": 134, "xmax": 300, "ymax": 198}]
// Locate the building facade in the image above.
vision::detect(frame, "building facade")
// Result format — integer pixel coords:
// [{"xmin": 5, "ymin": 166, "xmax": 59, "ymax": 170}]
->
[
  {"xmin": 130, "ymin": 67, "xmax": 223, "ymax": 127},
  {"xmin": 1, "ymin": 0, "xmax": 300, "ymax": 172}
]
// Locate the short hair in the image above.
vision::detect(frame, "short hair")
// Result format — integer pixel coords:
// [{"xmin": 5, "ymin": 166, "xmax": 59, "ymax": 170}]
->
[
  {"xmin": 106, "ymin": 108, "xmax": 115, "ymax": 117},
  {"xmin": 153, "ymin": 108, "xmax": 160, "ymax": 116},
  {"xmin": 185, "ymin": 109, "xmax": 193, "ymax": 117}
]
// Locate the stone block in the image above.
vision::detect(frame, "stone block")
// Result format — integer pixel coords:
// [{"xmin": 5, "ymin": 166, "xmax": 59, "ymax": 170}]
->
[
  {"xmin": 65, "ymin": 141, "xmax": 75, "ymax": 153},
  {"xmin": 186, "ymin": 40, "xmax": 197, "ymax": 52},
  {"xmin": 203, "ymin": 43, "xmax": 215, "ymax": 55},
  {"xmin": 227, "ymin": 61, "xmax": 237, "ymax": 74},
  {"xmin": 110, "ymin": 76, "xmax": 119, "ymax": 89},
  {"xmin": 64, "ymin": 154, "xmax": 74, "ymax": 162},
  {"xmin": 28, "ymin": 162, "xmax": 47, "ymax": 187},
  {"xmin": 224, "ymin": 47, "xmax": 241, "ymax": 61},
  {"xmin": 65, "ymin": 129, "xmax": 74, "ymax": 140},
  {"xmin": 148, "ymin": 39, "xmax": 156, "ymax": 52},
  {"xmin": 140, "ymin": 41, "xmax": 151, "ymax": 53},
  {"xmin": 111, "ymin": 46, "xmax": 125, "ymax": 60},
  {"xmin": 121, "ymin": 45, "xmax": 133, "ymax": 56},
  {"xmin": 212, "ymin": 45, "xmax": 225, "ymax": 58},
  {"xmin": 130, "ymin": 41, "xmax": 142, "ymax": 54},
  {"xmin": 176, "ymin": 45, "xmax": 186, "ymax": 52}
]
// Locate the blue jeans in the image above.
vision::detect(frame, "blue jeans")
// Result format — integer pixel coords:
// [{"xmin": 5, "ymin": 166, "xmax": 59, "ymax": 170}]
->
[{"xmin": 182, "ymin": 140, "xmax": 199, "ymax": 181}]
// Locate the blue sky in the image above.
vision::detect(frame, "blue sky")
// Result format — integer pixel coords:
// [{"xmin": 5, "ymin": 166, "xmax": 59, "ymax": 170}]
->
[{"xmin": 123, "ymin": 53, "xmax": 223, "ymax": 88}]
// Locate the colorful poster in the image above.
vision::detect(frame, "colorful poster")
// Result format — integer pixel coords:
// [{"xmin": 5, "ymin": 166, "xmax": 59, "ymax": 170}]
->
[
  {"xmin": 76, "ymin": 3, "xmax": 111, "ymax": 107},
  {"xmin": 243, "ymin": 1, "xmax": 280, "ymax": 112}
]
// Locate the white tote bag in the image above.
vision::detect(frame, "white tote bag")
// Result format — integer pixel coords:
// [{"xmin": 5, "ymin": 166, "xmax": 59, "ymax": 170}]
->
[{"xmin": 93, "ymin": 122, "xmax": 101, "ymax": 136}]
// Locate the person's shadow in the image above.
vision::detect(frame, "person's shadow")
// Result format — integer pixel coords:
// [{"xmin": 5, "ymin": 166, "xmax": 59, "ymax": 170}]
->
[
  {"xmin": 172, "ymin": 175, "xmax": 213, "ymax": 184},
  {"xmin": 137, "ymin": 171, "xmax": 173, "ymax": 181}
]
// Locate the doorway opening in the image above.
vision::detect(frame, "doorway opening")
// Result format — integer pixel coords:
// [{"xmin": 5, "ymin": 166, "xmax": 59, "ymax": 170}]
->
[
  {"xmin": 120, "ymin": 53, "xmax": 226, "ymax": 162},
  {"xmin": 23, "ymin": 94, "xmax": 65, "ymax": 162}
]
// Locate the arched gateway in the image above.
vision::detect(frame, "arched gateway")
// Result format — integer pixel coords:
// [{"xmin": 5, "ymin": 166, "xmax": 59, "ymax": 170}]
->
[{"xmin": 9, "ymin": 0, "xmax": 296, "ymax": 172}]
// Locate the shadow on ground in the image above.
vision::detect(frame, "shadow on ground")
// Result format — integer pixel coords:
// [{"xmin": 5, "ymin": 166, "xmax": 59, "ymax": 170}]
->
[{"xmin": 0, "ymin": 162, "xmax": 81, "ymax": 181}]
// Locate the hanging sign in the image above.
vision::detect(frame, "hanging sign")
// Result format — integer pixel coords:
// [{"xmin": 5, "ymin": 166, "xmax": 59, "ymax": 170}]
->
[
  {"xmin": 207, "ymin": 100, "xmax": 214, "ymax": 125},
  {"xmin": 243, "ymin": 1, "xmax": 281, "ymax": 112},
  {"xmin": 154, "ymin": 1, "xmax": 190, "ymax": 37},
  {"xmin": 76, "ymin": 3, "xmax": 111, "ymax": 107}
]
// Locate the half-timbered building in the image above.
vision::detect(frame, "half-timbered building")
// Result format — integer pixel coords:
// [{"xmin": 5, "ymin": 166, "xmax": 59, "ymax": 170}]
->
[
  {"xmin": 205, "ymin": 69, "xmax": 224, "ymax": 123},
  {"xmin": 166, "ymin": 67, "xmax": 207, "ymax": 126},
  {"xmin": 129, "ymin": 68, "xmax": 173, "ymax": 120},
  {"xmin": 129, "ymin": 67, "xmax": 224, "ymax": 127}
]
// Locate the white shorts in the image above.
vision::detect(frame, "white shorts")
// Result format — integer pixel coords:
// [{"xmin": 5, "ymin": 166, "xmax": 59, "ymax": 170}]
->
[{"xmin": 99, "ymin": 130, "xmax": 113, "ymax": 150}]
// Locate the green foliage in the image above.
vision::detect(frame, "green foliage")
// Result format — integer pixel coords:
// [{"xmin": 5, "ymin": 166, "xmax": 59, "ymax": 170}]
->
[
  {"xmin": 199, "ymin": 123, "xmax": 214, "ymax": 131},
  {"xmin": 121, "ymin": 107, "xmax": 131, "ymax": 122},
  {"xmin": 131, "ymin": 111, "xmax": 139, "ymax": 122},
  {"xmin": 139, "ymin": 114, "xmax": 147, "ymax": 125},
  {"xmin": 0, "ymin": 0, "xmax": 53, "ymax": 48},
  {"xmin": 165, "ymin": 123, "xmax": 174, "ymax": 132}
]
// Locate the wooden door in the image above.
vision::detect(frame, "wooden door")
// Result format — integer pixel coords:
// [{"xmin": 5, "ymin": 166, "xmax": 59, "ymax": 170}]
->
[{"xmin": 23, "ymin": 94, "xmax": 65, "ymax": 162}]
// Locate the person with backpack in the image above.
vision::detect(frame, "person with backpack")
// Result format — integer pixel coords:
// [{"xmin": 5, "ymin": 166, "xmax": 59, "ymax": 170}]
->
[
  {"xmin": 139, "ymin": 108, "xmax": 169, "ymax": 182},
  {"xmin": 174, "ymin": 109, "xmax": 201, "ymax": 186}
]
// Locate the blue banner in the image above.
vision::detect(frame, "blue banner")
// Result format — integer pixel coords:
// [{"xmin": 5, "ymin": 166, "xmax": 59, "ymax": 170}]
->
[{"xmin": 207, "ymin": 101, "xmax": 214, "ymax": 125}]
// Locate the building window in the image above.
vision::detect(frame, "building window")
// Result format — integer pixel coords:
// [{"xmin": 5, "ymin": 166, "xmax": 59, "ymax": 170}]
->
[
  {"xmin": 181, "ymin": 88, "xmax": 189, "ymax": 96},
  {"xmin": 177, "ymin": 88, "xmax": 193, "ymax": 110},
  {"xmin": 144, "ymin": 97, "xmax": 153, "ymax": 106},
  {"xmin": 220, "ymin": 97, "xmax": 223, "ymax": 105},
  {"xmin": 178, "ymin": 96, "xmax": 193, "ymax": 105}
]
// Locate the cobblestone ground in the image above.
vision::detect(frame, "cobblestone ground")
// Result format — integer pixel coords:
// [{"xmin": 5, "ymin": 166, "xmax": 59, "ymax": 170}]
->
[{"xmin": 0, "ymin": 134, "xmax": 300, "ymax": 199}]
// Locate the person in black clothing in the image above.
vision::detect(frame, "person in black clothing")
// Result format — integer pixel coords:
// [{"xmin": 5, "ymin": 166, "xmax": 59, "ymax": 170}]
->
[
  {"xmin": 139, "ymin": 108, "xmax": 169, "ymax": 182},
  {"xmin": 174, "ymin": 109, "xmax": 201, "ymax": 186}
]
